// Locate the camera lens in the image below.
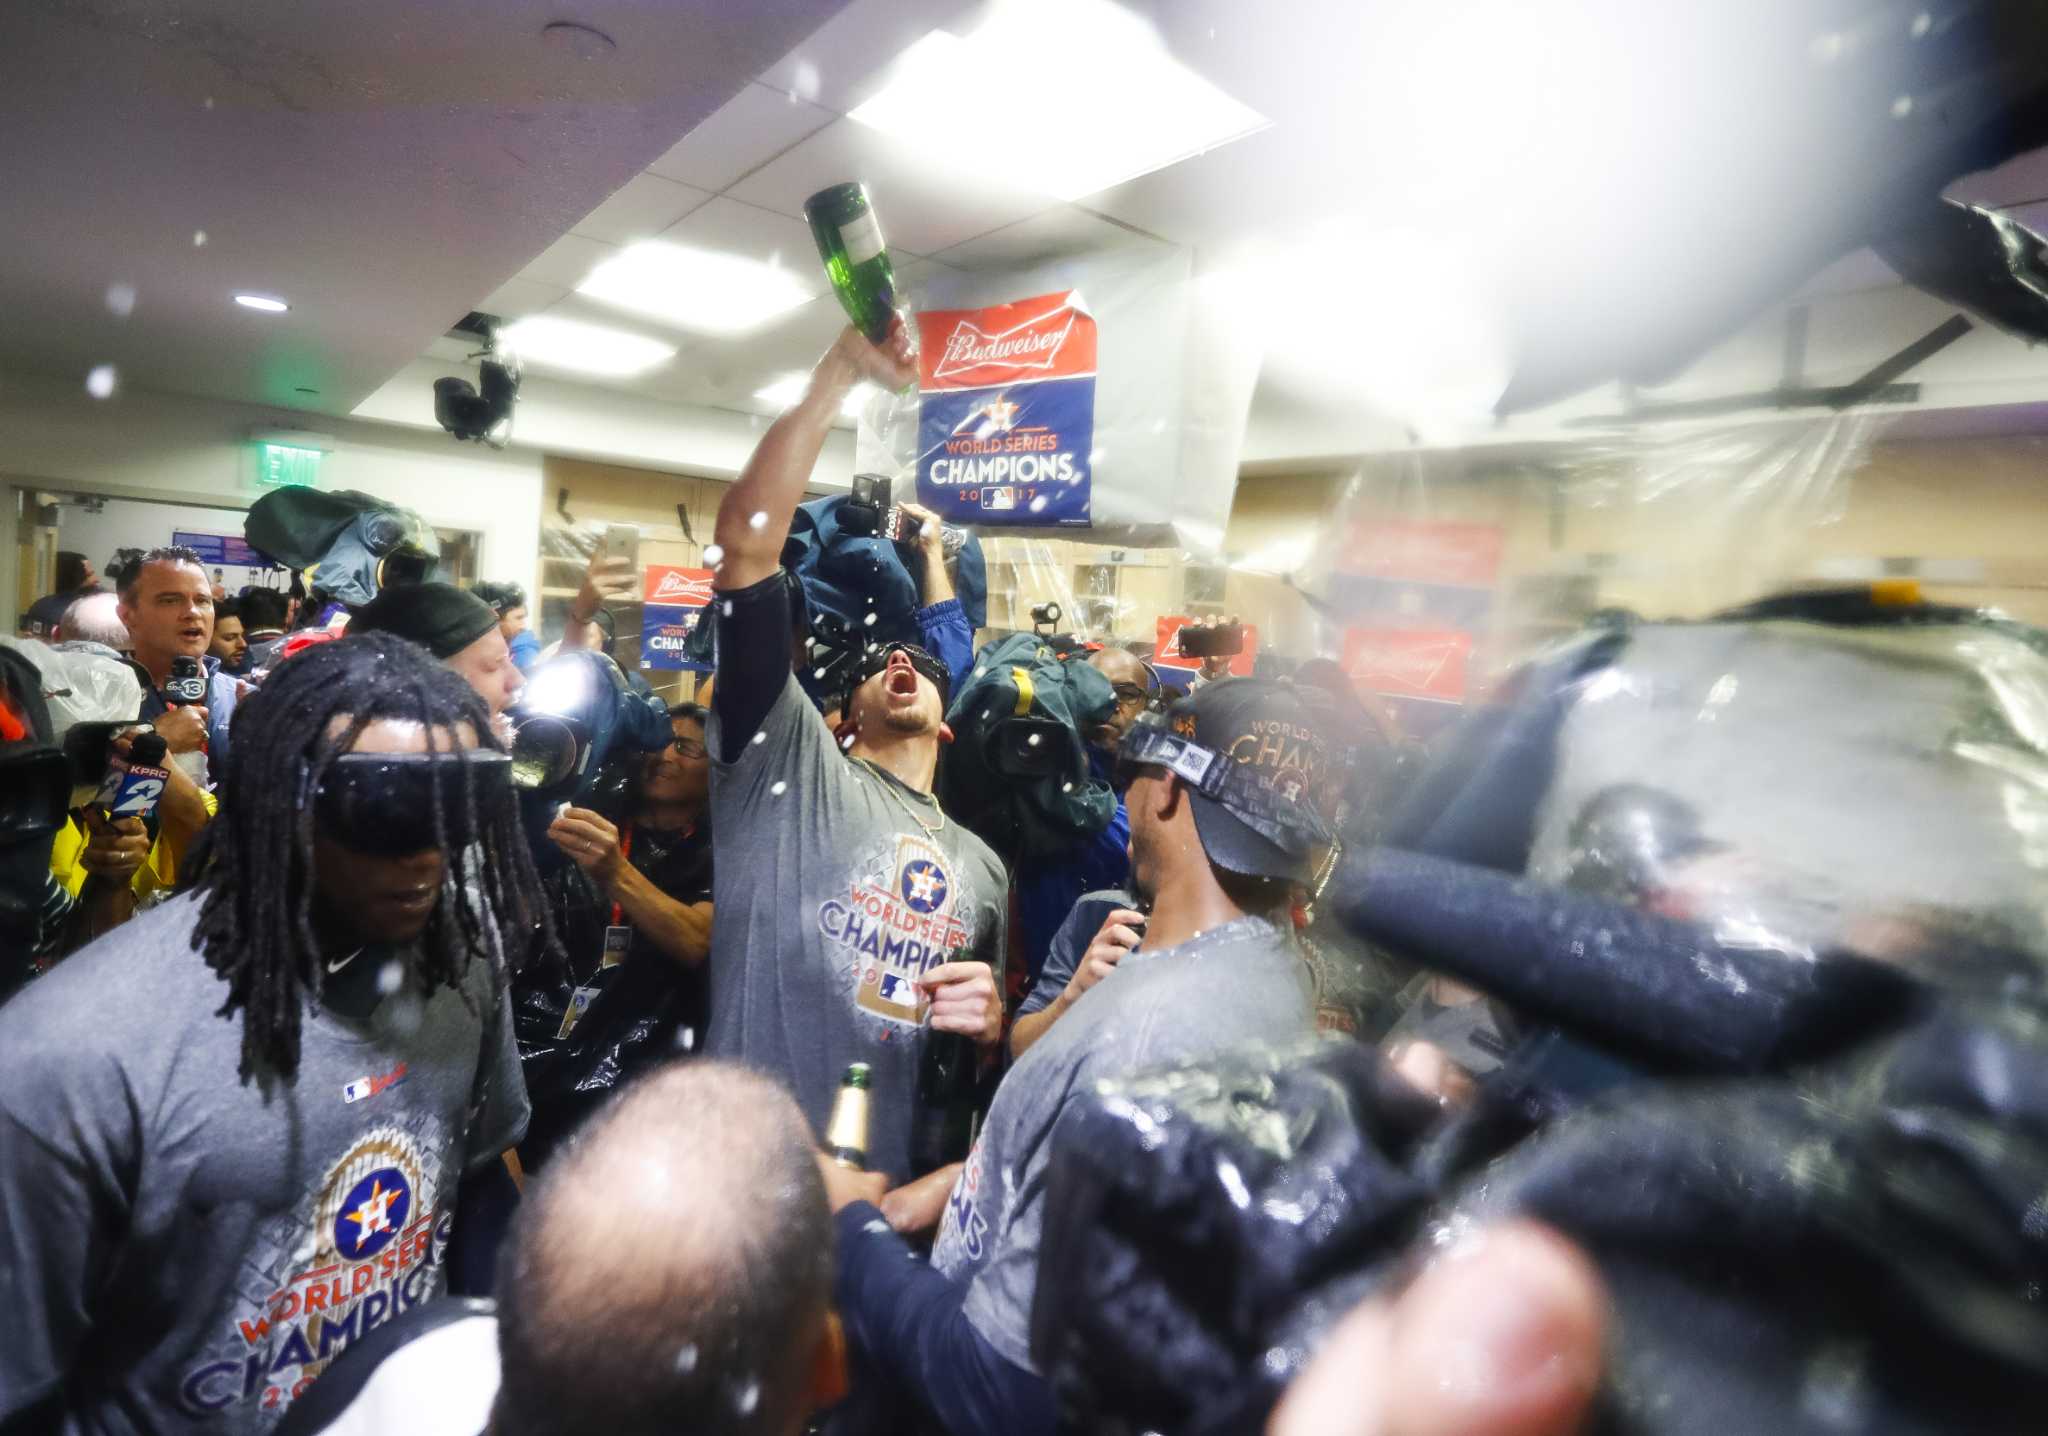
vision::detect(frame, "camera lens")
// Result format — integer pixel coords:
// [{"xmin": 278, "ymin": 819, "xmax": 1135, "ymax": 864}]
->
[{"xmin": 508, "ymin": 716, "xmax": 579, "ymax": 791}]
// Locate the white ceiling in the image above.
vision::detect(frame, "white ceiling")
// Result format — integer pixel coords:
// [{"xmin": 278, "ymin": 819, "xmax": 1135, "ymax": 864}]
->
[
  {"xmin": 0, "ymin": 0, "xmax": 847, "ymax": 413},
  {"xmin": 431, "ymin": 0, "xmax": 2048, "ymax": 450},
  {"xmin": 463, "ymin": 0, "xmax": 1214, "ymax": 420},
  {"xmin": 8, "ymin": 0, "xmax": 2048, "ymax": 467}
]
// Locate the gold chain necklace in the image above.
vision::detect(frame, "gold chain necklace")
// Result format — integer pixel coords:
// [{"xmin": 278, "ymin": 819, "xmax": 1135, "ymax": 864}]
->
[
  {"xmin": 1311, "ymin": 839, "xmax": 1342, "ymax": 901},
  {"xmin": 851, "ymin": 756, "xmax": 946, "ymax": 838},
  {"xmin": 1298, "ymin": 839, "xmax": 1343, "ymax": 926}
]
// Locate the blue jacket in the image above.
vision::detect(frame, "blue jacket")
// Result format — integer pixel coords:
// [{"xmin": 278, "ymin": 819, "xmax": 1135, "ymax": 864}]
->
[
  {"xmin": 833, "ymin": 1203, "xmax": 1057, "ymax": 1436},
  {"xmin": 1014, "ymin": 747, "xmax": 1130, "ymax": 983}
]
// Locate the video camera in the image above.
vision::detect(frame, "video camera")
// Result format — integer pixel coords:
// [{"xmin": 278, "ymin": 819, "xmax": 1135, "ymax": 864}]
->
[
  {"xmin": 433, "ymin": 312, "xmax": 520, "ymax": 447},
  {"xmin": 505, "ymin": 650, "xmax": 673, "ymax": 872},
  {"xmin": 243, "ymin": 487, "xmax": 439, "ymax": 614},
  {"xmin": 0, "ymin": 639, "xmax": 154, "ymax": 983}
]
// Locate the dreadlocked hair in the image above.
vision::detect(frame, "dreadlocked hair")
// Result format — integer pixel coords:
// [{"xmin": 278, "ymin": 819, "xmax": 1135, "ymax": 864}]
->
[{"xmin": 184, "ymin": 633, "xmax": 555, "ymax": 1083}]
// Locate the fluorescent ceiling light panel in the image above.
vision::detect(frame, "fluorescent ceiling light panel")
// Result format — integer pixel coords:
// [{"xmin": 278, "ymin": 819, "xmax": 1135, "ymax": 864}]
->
[
  {"xmin": 233, "ymin": 293, "xmax": 289, "ymax": 312},
  {"xmin": 848, "ymin": 0, "xmax": 1267, "ymax": 201},
  {"xmin": 577, "ymin": 241, "xmax": 813, "ymax": 335},
  {"xmin": 502, "ymin": 315, "xmax": 677, "ymax": 377},
  {"xmin": 754, "ymin": 372, "xmax": 869, "ymax": 418}
]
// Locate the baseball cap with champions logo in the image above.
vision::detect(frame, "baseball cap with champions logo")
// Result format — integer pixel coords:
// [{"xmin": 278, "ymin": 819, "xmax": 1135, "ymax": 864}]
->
[{"xmin": 1119, "ymin": 677, "xmax": 1333, "ymax": 884}]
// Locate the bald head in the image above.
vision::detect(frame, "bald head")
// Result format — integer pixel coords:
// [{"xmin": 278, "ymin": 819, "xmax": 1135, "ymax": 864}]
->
[
  {"xmin": 494, "ymin": 1063, "xmax": 832, "ymax": 1436},
  {"xmin": 1087, "ymin": 647, "xmax": 1151, "ymax": 749},
  {"xmin": 57, "ymin": 592, "xmax": 129, "ymax": 650}
]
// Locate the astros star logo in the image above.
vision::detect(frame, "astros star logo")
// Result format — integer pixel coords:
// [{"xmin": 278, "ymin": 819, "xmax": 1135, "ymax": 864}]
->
[
  {"xmin": 332, "ymin": 1165, "xmax": 413, "ymax": 1261},
  {"xmin": 348, "ymin": 1180, "xmax": 400, "ymax": 1240},
  {"xmin": 900, "ymin": 859, "xmax": 949, "ymax": 914}
]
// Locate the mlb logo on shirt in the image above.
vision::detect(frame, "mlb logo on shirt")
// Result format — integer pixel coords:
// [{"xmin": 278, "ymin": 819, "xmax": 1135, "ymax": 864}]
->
[
  {"xmin": 875, "ymin": 969, "xmax": 919, "ymax": 1012},
  {"xmin": 341, "ymin": 1063, "xmax": 408, "ymax": 1104},
  {"xmin": 982, "ymin": 487, "xmax": 1017, "ymax": 511}
]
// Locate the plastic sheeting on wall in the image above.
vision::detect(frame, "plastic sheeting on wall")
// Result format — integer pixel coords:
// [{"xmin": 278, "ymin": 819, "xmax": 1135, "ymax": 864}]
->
[{"xmin": 1286, "ymin": 415, "xmax": 1882, "ymax": 734}]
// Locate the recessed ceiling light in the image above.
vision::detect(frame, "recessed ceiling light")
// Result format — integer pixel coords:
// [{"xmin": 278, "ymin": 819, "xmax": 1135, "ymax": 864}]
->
[
  {"xmin": 754, "ymin": 372, "xmax": 869, "ymax": 418},
  {"xmin": 502, "ymin": 314, "xmax": 677, "ymax": 377},
  {"xmin": 540, "ymin": 20, "xmax": 616, "ymax": 59},
  {"xmin": 848, "ymin": 0, "xmax": 1267, "ymax": 201},
  {"xmin": 234, "ymin": 294, "xmax": 290, "ymax": 313},
  {"xmin": 576, "ymin": 242, "xmax": 813, "ymax": 335}
]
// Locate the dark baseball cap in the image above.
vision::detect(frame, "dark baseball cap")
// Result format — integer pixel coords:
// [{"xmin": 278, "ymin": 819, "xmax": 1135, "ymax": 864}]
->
[{"xmin": 1132, "ymin": 677, "xmax": 1333, "ymax": 883}]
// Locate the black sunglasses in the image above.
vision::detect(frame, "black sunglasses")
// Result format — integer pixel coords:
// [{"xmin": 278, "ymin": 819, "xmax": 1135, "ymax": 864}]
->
[
  {"xmin": 849, "ymin": 642, "xmax": 952, "ymax": 706},
  {"xmin": 313, "ymin": 750, "xmax": 514, "ymax": 854}
]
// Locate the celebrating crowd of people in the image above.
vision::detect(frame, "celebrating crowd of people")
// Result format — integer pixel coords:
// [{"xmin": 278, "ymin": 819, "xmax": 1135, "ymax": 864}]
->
[{"xmin": 15, "ymin": 318, "xmax": 1975, "ymax": 1436}]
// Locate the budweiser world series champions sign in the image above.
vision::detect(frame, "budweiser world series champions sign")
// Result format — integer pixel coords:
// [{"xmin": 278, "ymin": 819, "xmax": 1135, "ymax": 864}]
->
[{"xmin": 914, "ymin": 290, "xmax": 1098, "ymax": 527}]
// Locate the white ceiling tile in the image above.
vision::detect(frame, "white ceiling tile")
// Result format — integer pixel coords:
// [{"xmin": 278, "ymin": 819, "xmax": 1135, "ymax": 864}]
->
[
  {"xmin": 619, "ymin": 253, "xmax": 980, "ymax": 414},
  {"xmin": 637, "ymin": 293, "xmax": 850, "ymax": 399},
  {"xmin": 518, "ymin": 232, "xmax": 617, "ymax": 289},
  {"xmin": 569, "ymin": 173, "xmax": 712, "ymax": 246},
  {"xmin": 755, "ymin": 0, "xmax": 986, "ymax": 114},
  {"xmin": 727, "ymin": 118, "xmax": 1052, "ymax": 256},
  {"xmin": 1085, "ymin": 127, "xmax": 1301, "ymax": 250},
  {"xmin": 534, "ymin": 291, "xmax": 716, "ymax": 352},
  {"xmin": 935, "ymin": 206, "xmax": 1172, "ymax": 272},
  {"xmin": 477, "ymin": 275, "xmax": 569, "ymax": 321},
  {"xmin": 655, "ymin": 196, "xmax": 829, "ymax": 296},
  {"xmin": 645, "ymin": 82, "xmax": 837, "ymax": 193}
]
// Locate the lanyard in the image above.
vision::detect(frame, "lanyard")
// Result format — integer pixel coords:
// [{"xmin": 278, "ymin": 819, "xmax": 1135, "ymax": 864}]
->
[{"xmin": 609, "ymin": 824, "xmax": 633, "ymax": 928}]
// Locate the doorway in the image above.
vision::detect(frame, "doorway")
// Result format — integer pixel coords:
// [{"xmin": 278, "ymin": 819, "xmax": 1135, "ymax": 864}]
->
[{"xmin": 13, "ymin": 487, "xmax": 278, "ymax": 628}]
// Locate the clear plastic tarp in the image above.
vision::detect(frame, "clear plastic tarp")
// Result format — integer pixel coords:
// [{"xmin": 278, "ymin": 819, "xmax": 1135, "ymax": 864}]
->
[{"xmin": 1302, "ymin": 411, "xmax": 2048, "ymax": 974}]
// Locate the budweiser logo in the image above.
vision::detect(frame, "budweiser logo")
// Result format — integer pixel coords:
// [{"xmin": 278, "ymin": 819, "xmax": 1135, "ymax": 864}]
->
[
  {"xmin": 934, "ymin": 307, "xmax": 1076, "ymax": 382},
  {"xmin": 650, "ymin": 570, "xmax": 713, "ymax": 604}
]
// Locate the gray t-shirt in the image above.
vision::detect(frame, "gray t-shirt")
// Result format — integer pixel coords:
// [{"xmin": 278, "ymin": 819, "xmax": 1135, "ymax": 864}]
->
[
  {"xmin": 0, "ymin": 891, "xmax": 528, "ymax": 1435},
  {"xmin": 707, "ymin": 674, "xmax": 1008, "ymax": 1179},
  {"xmin": 1017, "ymin": 887, "xmax": 1139, "ymax": 1018},
  {"xmin": 931, "ymin": 914, "xmax": 1312, "ymax": 1370}
]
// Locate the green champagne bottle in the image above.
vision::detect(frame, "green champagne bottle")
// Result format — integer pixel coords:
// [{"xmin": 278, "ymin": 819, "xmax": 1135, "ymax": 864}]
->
[
  {"xmin": 805, "ymin": 183, "xmax": 897, "ymax": 344},
  {"xmin": 825, "ymin": 1062, "xmax": 873, "ymax": 1170}
]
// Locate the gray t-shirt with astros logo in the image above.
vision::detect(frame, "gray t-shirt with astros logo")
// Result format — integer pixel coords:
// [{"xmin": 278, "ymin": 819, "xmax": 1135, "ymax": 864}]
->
[
  {"xmin": 707, "ymin": 673, "xmax": 1008, "ymax": 1180},
  {"xmin": 930, "ymin": 914, "xmax": 1313, "ymax": 1372},
  {"xmin": 0, "ymin": 890, "xmax": 527, "ymax": 1435}
]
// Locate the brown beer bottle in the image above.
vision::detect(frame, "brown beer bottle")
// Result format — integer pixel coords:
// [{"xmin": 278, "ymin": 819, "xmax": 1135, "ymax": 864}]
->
[{"xmin": 826, "ymin": 1062, "xmax": 872, "ymax": 1170}]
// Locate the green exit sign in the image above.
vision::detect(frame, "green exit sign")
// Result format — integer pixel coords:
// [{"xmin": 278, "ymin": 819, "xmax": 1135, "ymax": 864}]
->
[{"xmin": 254, "ymin": 443, "xmax": 323, "ymax": 488}]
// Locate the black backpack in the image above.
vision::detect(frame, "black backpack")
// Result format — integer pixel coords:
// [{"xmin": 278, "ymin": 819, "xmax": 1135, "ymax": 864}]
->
[{"xmin": 940, "ymin": 634, "xmax": 1117, "ymax": 863}]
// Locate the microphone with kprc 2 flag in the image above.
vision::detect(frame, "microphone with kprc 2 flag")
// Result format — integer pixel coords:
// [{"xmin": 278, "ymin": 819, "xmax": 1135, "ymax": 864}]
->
[{"xmin": 639, "ymin": 564, "xmax": 715, "ymax": 673}]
